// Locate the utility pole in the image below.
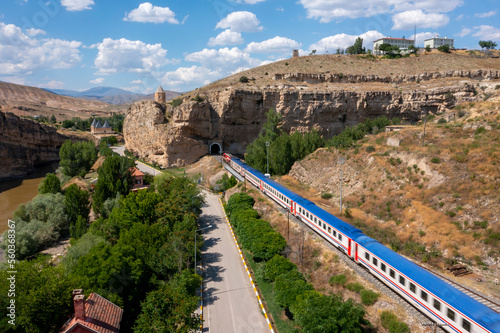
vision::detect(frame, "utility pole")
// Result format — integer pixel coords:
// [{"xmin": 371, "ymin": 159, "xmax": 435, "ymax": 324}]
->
[
  {"xmin": 338, "ymin": 156, "xmax": 346, "ymax": 214},
  {"xmin": 266, "ymin": 141, "xmax": 270, "ymax": 176}
]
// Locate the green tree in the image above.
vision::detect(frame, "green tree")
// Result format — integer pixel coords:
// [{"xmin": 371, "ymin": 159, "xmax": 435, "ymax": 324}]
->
[
  {"xmin": 38, "ymin": 173, "xmax": 61, "ymax": 194},
  {"xmin": 346, "ymin": 37, "xmax": 365, "ymax": 55},
  {"xmin": 239, "ymin": 75, "xmax": 249, "ymax": 83},
  {"xmin": 479, "ymin": 40, "xmax": 497, "ymax": 50},
  {"xmin": 261, "ymin": 108, "xmax": 282, "ymax": 140},
  {"xmin": 59, "ymin": 140, "xmax": 98, "ymax": 177},
  {"xmin": 64, "ymin": 184, "xmax": 91, "ymax": 224},
  {"xmin": 425, "ymin": 45, "xmax": 431, "ymax": 52},
  {"xmin": 264, "ymin": 254, "xmax": 297, "ymax": 282},
  {"xmin": 71, "ymin": 215, "xmax": 87, "ymax": 239},
  {"xmin": 290, "ymin": 291, "xmax": 370, "ymax": 333},
  {"xmin": 92, "ymin": 155, "xmax": 135, "ymax": 215},
  {"xmin": 50, "ymin": 114, "xmax": 56, "ymax": 123},
  {"xmin": 437, "ymin": 44, "xmax": 450, "ymax": 53},
  {"xmin": 274, "ymin": 270, "xmax": 313, "ymax": 309}
]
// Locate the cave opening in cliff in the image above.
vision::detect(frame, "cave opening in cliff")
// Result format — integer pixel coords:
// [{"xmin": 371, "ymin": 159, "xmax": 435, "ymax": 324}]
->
[{"xmin": 210, "ymin": 143, "xmax": 221, "ymax": 155}]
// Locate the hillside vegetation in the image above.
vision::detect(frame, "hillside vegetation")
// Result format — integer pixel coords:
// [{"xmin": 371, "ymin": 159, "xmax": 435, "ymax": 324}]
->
[{"xmin": 280, "ymin": 93, "xmax": 500, "ymax": 298}]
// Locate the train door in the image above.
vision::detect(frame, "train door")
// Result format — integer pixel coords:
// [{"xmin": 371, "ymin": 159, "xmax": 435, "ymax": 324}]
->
[
  {"xmin": 259, "ymin": 180, "xmax": 263, "ymax": 191},
  {"xmin": 355, "ymin": 243, "xmax": 358, "ymax": 261},
  {"xmin": 348, "ymin": 239, "xmax": 351, "ymax": 257}
]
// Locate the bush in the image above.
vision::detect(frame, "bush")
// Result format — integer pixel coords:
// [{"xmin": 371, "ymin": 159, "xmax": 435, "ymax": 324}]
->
[
  {"xmin": 170, "ymin": 98, "xmax": 183, "ymax": 107},
  {"xmin": 437, "ymin": 118, "xmax": 447, "ymax": 124},
  {"xmin": 437, "ymin": 44, "xmax": 450, "ymax": 53},
  {"xmin": 321, "ymin": 192, "xmax": 333, "ymax": 199},
  {"xmin": 191, "ymin": 95, "xmax": 204, "ymax": 102},
  {"xmin": 239, "ymin": 76, "xmax": 249, "ymax": 83},
  {"xmin": 264, "ymin": 255, "xmax": 297, "ymax": 282},
  {"xmin": 431, "ymin": 157, "xmax": 441, "ymax": 163},
  {"xmin": 328, "ymin": 274, "xmax": 347, "ymax": 287},
  {"xmin": 360, "ymin": 289, "xmax": 379, "ymax": 305},
  {"xmin": 346, "ymin": 282, "xmax": 365, "ymax": 293},
  {"xmin": 38, "ymin": 173, "xmax": 61, "ymax": 194},
  {"xmin": 365, "ymin": 145, "xmax": 375, "ymax": 153},
  {"xmin": 275, "ymin": 270, "xmax": 313, "ymax": 309},
  {"xmin": 380, "ymin": 311, "xmax": 410, "ymax": 333}
]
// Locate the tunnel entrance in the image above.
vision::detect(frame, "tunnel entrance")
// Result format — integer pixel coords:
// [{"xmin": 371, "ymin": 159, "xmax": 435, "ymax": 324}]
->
[{"xmin": 210, "ymin": 142, "xmax": 221, "ymax": 155}]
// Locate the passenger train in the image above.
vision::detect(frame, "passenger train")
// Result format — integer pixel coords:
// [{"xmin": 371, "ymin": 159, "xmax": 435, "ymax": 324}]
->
[{"xmin": 222, "ymin": 153, "xmax": 500, "ymax": 333}]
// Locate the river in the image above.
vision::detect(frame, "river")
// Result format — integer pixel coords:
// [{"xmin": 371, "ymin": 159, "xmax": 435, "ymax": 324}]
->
[{"xmin": 0, "ymin": 162, "xmax": 59, "ymax": 234}]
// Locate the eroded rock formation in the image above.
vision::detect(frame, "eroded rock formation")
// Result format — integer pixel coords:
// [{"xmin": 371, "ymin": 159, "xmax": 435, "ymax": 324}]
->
[
  {"xmin": 123, "ymin": 79, "xmax": 480, "ymax": 167},
  {"xmin": 0, "ymin": 111, "xmax": 68, "ymax": 180}
]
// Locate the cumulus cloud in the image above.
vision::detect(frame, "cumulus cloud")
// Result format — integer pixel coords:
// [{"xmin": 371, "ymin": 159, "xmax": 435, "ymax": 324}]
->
[
  {"xmin": 61, "ymin": 0, "xmax": 94, "ymax": 11},
  {"xmin": 245, "ymin": 36, "xmax": 301, "ymax": 54},
  {"xmin": 90, "ymin": 77, "xmax": 104, "ymax": 84},
  {"xmin": 186, "ymin": 47, "xmax": 262, "ymax": 69},
  {"xmin": 475, "ymin": 10, "xmax": 497, "ymax": 18},
  {"xmin": 392, "ymin": 10, "xmax": 449, "ymax": 30},
  {"xmin": 208, "ymin": 29, "xmax": 244, "ymax": 47},
  {"xmin": 0, "ymin": 22, "xmax": 82, "ymax": 75},
  {"xmin": 472, "ymin": 25, "xmax": 500, "ymax": 40},
  {"xmin": 25, "ymin": 28, "xmax": 46, "ymax": 37},
  {"xmin": 131, "ymin": 79, "xmax": 144, "ymax": 84},
  {"xmin": 298, "ymin": 0, "xmax": 462, "ymax": 22},
  {"xmin": 163, "ymin": 66, "xmax": 220, "ymax": 88},
  {"xmin": 215, "ymin": 11, "xmax": 263, "ymax": 32},
  {"xmin": 43, "ymin": 80, "xmax": 65, "ymax": 89},
  {"xmin": 309, "ymin": 31, "xmax": 384, "ymax": 53},
  {"xmin": 92, "ymin": 38, "xmax": 171, "ymax": 74},
  {"xmin": 457, "ymin": 28, "xmax": 472, "ymax": 37},
  {"xmin": 409, "ymin": 32, "xmax": 439, "ymax": 43},
  {"xmin": 124, "ymin": 2, "xmax": 179, "ymax": 24}
]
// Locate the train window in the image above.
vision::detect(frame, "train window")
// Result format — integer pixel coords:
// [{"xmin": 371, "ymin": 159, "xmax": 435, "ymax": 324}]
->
[
  {"xmin": 409, "ymin": 283, "xmax": 416, "ymax": 293},
  {"xmin": 421, "ymin": 290, "xmax": 428, "ymax": 302},
  {"xmin": 314, "ymin": 217, "xmax": 317, "ymax": 223},
  {"xmin": 365, "ymin": 252, "xmax": 370, "ymax": 260},
  {"xmin": 380, "ymin": 263, "xmax": 386, "ymax": 272},
  {"xmin": 328, "ymin": 227, "xmax": 331, "ymax": 233},
  {"xmin": 372, "ymin": 257, "xmax": 378, "ymax": 266},
  {"xmin": 389, "ymin": 269, "xmax": 395, "ymax": 279},
  {"xmin": 462, "ymin": 319, "xmax": 471, "ymax": 332},
  {"xmin": 399, "ymin": 276, "xmax": 405, "ymax": 286},
  {"xmin": 333, "ymin": 230, "xmax": 337, "ymax": 237},
  {"xmin": 323, "ymin": 223, "xmax": 327, "ymax": 230},
  {"xmin": 339, "ymin": 234, "xmax": 342, "ymax": 241},
  {"xmin": 433, "ymin": 299, "xmax": 441, "ymax": 311},
  {"xmin": 447, "ymin": 308, "xmax": 455, "ymax": 321}
]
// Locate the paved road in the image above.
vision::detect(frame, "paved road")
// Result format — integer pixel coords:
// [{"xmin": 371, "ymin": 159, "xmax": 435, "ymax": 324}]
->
[
  {"xmin": 111, "ymin": 146, "xmax": 162, "ymax": 176},
  {"xmin": 199, "ymin": 191, "xmax": 269, "ymax": 333}
]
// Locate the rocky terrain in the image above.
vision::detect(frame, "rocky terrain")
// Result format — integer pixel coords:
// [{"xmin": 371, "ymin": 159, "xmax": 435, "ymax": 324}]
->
[
  {"xmin": 124, "ymin": 52, "xmax": 500, "ymax": 167},
  {"xmin": 0, "ymin": 111, "xmax": 68, "ymax": 180}
]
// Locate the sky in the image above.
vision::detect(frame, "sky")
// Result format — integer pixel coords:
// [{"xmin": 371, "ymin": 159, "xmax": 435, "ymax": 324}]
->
[{"xmin": 0, "ymin": 0, "xmax": 499, "ymax": 94}]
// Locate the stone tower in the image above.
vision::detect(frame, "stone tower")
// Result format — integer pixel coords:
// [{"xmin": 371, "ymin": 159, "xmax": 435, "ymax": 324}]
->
[{"xmin": 155, "ymin": 86, "xmax": 166, "ymax": 103}]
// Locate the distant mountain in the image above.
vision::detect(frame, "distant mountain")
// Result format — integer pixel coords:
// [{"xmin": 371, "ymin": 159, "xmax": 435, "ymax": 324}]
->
[{"xmin": 45, "ymin": 86, "xmax": 181, "ymax": 105}]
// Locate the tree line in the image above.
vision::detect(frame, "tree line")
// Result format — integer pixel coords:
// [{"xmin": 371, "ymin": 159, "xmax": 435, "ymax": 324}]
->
[{"xmin": 62, "ymin": 114, "xmax": 125, "ymax": 132}]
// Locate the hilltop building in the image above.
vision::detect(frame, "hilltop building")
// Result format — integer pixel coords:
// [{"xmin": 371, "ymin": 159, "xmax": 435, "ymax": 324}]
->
[
  {"xmin": 292, "ymin": 49, "xmax": 299, "ymax": 58},
  {"xmin": 60, "ymin": 289, "xmax": 123, "ymax": 333},
  {"xmin": 373, "ymin": 37, "xmax": 415, "ymax": 55},
  {"xmin": 90, "ymin": 119, "xmax": 112, "ymax": 135},
  {"xmin": 155, "ymin": 86, "xmax": 166, "ymax": 103},
  {"xmin": 424, "ymin": 36, "xmax": 454, "ymax": 49}
]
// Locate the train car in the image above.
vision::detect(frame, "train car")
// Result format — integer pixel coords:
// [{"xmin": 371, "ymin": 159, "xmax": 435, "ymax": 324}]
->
[
  {"xmin": 356, "ymin": 235, "xmax": 500, "ymax": 333},
  {"xmin": 224, "ymin": 154, "xmax": 500, "ymax": 332},
  {"xmin": 222, "ymin": 153, "xmax": 231, "ymax": 163}
]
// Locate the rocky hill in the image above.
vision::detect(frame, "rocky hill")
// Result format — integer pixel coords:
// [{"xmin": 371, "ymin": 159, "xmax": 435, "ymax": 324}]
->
[
  {"xmin": 0, "ymin": 111, "xmax": 68, "ymax": 180},
  {"xmin": 124, "ymin": 52, "xmax": 500, "ymax": 167}
]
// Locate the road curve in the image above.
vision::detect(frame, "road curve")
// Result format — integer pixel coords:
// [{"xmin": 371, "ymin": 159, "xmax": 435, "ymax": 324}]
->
[{"xmin": 199, "ymin": 191, "xmax": 269, "ymax": 333}]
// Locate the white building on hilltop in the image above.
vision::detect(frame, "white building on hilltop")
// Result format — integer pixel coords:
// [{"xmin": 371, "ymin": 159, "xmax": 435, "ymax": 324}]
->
[
  {"xmin": 373, "ymin": 37, "xmax": 415, "ymax": 55},
  {"xmin": 424, "ymin": 36, "xmax": 454, "ymax": 49}
]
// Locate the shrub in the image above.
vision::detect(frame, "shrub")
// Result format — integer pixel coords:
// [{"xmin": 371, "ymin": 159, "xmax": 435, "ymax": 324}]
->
[
  {"xmin": 475, "ymin": 126, "xmax": 486, "ymax": 135},
  {"xmin": 437, "ymin": 44, "xmax": 450, "ymax": 53},
  {"xmin": 321, "ymin": 192, "xmax": 333, "ymax": 199},
  {"xmin": 239, "ymin": 76, "xmax": 249, "ymax": 83},
  {"xmin": 431, "ymin": 157, "xmax": 441, "ymax": 163},
  {"xmin": 328, "ymin": 274, "xmax": 347, "ymax": 287},
  {"xmin": 437, "ymin": 118, "xmax": 447, "ymax": 124},
  {"xmin": 346, "ymin": 282, "xmax": 365, "ymax": 293},
  {"xmin": 265, "ymin": 255, "xmax": 297, "ymax": 282},
  {"xmin": 275, "ymin": 270, "xmax": 313, "ymax": 309},
  {"xmin": 365, "ymin": 145, "xmax": 375, "ymax": 152},
  {"xmin": 170, "ymin": 98, "xmax": 183, "ymax": 107},
  {"xmin": 38, "ymin": 173, "xmax": 61, "ymax": 194},
  {"xmin": 360, "ymin": 289, "xmax": 379, "ymax": 305},
  {"xmin": 380, "ymin": 311, "xmax": 410, "ymax": 333},
  {"xmin": 192, "ymin": 95, "xmax": 204, "ymax": 102}
]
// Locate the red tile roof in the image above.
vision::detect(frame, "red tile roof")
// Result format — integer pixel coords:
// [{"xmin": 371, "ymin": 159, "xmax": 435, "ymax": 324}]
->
[
  {"xmin": 130, "ymin": 167, "xmax": 144, "ymax": 177},
  {"xmin": 61, "ymin": 293, "xmax": 123, "ymax": 333}
]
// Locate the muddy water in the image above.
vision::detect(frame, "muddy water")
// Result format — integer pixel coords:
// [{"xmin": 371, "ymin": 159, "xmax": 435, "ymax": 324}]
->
[{"xmin": 0, "ymin": 162, "xmax": 59, "ymax": 234}]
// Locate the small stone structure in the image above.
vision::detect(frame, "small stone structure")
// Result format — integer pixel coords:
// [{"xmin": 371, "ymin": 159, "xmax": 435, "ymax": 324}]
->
[
  {"xmin": 90, "ymin": 119, "xmax": 112, "ymax": 135},
  {"xmin": 155, "ymin": 86, "xmax": 166, "ymax": 103},
  {"xmin": 292, "ymin": 49, "xmax": 299, "ymax": 58}
]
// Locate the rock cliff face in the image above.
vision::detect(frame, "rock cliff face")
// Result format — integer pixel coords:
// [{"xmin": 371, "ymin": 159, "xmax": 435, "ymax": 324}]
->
[
  {"xmin": 0, "ymin": 111, "xmax": 67, "ymax": 180},
  {"xmin": 124, "ymin": 80, "xmax": 480, "ymax": 167}
]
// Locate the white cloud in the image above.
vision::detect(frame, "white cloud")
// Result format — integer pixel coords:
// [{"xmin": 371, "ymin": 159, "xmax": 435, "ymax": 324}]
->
[
  {"xmin": 208, "ymin": 29, "xmax": 244, "ymax": 47},
  {"xmin": 230, "ymin": 0, "xmax": 266, "ymax": 4},
  {"xmin": 215, "ymin": 11, "xmax": 263, "ymax": 32},
  {"xmin": 472, "ymin": 25, "xmax": 500, "ymax": 40},
  {"xmin": 456, "ymin": 14, "xmax": 465, "ymax": 21},
  {"xmin": 0, "ymin": 22, "xmax": 82, "ymax": 75},
  {"xmin": 124, "ymin": 2, "xmax": 179, "ymax": 24},
  {"xmin": 163, "ymin": 65, "xmax": 219, "ymax": 88},
  {"xmin": 298, "ymin": 0, "xmax": 462, "ymax": 22},
  {"xmin": 61, "ymin": 0, "xmax": 94, "ymax": 11},
  {"xmin": 43, "ymin": 80, "xmax": 65, "ymax": 89},
  {"xmin": 186, "ymin": 47, "xmax": 262, "ymax": 70},
  {"xmin": 475, "ymin": 10, "xmax": 497, "ymax": 18},
  {"xmin": 457, "ymin": 28, "xmax": 472, "ymax": 37},
  {"xmin": 131, "ymin": 79, "xmax": 144, "ymax": 84},
  {"xmin": 392, "ymin": 10, "xmax": 449, "ymax": 30},
  {"xmin": 309, "ymin": 31, "xmax": 384, "ymax": 53},
  {"xmin": 0, "ymin": 76, "xmax": 26, "ymax": 85},
  {"xmin": 181, "ymin": 15, "xmax": 189, "ymax": 24},
  {"xmin": 90, "ymin": 77, "xmax": 104, "ymax": 84},
  {"xmin": 93, "ymin": 38, "xmax": 171, "ymax": 74},
  {"xmin": 245, "ymin": 36, "xmax": 301, "ymax": 54},
  {"xmin": 25, "ymin": 28, "xmax": 46, "ymax": 37}
]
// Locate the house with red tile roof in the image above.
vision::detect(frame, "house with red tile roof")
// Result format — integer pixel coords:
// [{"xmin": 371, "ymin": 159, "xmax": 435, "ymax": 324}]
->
[
  {"xmin": 130, "ymin": 167, "xmax": 148, "ymax": 190},
  {"xmin": 60, "ymin": 290, "xmax": 123, "ymax": 333}
]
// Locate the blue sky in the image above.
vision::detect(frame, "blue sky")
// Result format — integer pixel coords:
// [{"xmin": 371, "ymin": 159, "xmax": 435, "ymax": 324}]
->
[{"xmin": 0, "ymin": 0, "xmax": 499, "ymax": 93}]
